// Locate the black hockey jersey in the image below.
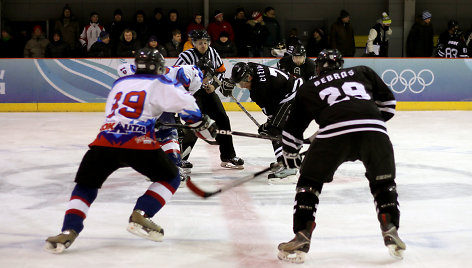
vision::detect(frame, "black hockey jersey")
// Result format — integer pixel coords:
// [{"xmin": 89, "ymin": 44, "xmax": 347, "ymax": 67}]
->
[
  {"xmin": 436, "ymin": 39, "xmax": 468, "ymax": 58},
  {"xmin": 277, "ymin": 55, "xmax": 316, "ymax": 80},
  {"xmin": 247, "ymin": 62, "xmax": 302, "ymax": 116},
  {"xmin": 282, "ymin": 65, "xmax": 396, "ymax": 153}
]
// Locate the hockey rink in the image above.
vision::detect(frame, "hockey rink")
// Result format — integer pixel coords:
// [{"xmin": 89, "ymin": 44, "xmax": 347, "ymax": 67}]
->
[{"xmin": 0, "ymin": 110, "xmax": 471, "ymax": 268}]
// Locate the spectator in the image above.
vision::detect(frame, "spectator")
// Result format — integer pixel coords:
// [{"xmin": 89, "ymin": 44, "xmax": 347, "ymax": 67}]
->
[
  {"xmin": 187, "ymin": 12, "xmax": 205, "ymax": 35},
  {"xmin": 79, "ymin": 11, "xmax": 105, "ymax": 52},
  {"xmin": 230, "ymin": 7, "xmax": 249, "ymax": 57},
  {"xmin": 285, "ymin": 28, "xmax": 301, "ymax": 55},
  {"xmin": 54, "ymin": 4, "xmax": 81, "ymax": 57},
  {"xmin": 131, "ymin": 10, "xmax": 151, "ymax": 48},
  {"xmin": 24, "ymin": 25, "xmax": 50, "ymax": 58},
  {"xmin": 88, "ymin": 31, "xmax": 112, "ymax": 57},
  {"xmin": 45, "ymin": 31, "xmax": 71, "ymax": 58},
  {"xmin": 183, "ymin": 30, "xmax": 195, "ymax": 51},
  {"xmin": 207, "ymin": 10, "xmax": 235, "ymax": 43},
  {"xmin": 0, "ymin": 27, "xmax": 18, "ymax": 58},
  {"xmin": 329, "ymin": 9, "xmax": 355, "ymax": 57},
  {"xmin": 116, "ymin": 29, "xmax": 140, "ymax": 57},
  {"xmin": 165, "ymin": 9, "xmax": 186, "ymax": 43},
  {"xmin": 306, "ymin": 28, "xmax": 328, "ymax": 57},
  {"xmin": 211, "ymin": 31, "xmax": 237, "ymax": 58},
  {"xmin": 365, "ymin": 12, "xmax": 392, "ymax": 57},
  {"xmin": 406, "ymin": 10, "xmax": 434, "ymax": 57},
  {"xmin": 146, "ymin": 35, "xmax": 167, "ymax": 56},
  {"xmin": 108, "ymin": 9, "xmax": 127, "ymax": 56},
  {"xmin": 149, "ymin": 8, "xmax": 167, "ymax": 44},
  {"xmin": 246, "ymin": 11, "xmax": 269, "ymax": 57},
  {"xmin": 262, "ymin": 6, "xmax": 281, "ymax": 57},
  {"xmin": 466, "ymin": 26, "xmax": 472, "ymax": 57},
  {"xmin": 164, "ymin": 29, "xmax": 184, "ymax": 57},
  {"xmin": 437, "ymin": 20, "xmax": 460, "ymax": 47}
]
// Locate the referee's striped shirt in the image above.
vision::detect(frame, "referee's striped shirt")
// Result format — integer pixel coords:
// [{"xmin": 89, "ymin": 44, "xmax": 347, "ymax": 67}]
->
[{"xmin": 174, "ymin": 47, "xmax": 226, "ymax": 80}]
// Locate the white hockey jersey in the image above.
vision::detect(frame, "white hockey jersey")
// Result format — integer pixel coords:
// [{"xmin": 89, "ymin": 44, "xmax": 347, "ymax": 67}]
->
[{"xmin": 90, "ymin": 73, "xmax": 201, "ymax": 150}]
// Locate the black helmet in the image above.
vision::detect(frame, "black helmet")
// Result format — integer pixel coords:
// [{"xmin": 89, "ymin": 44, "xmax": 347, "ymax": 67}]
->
[
  {"xmin": 447, "ymin": 19, "xmax": 459, "ymax": 30},
  {"xmin": 191, "ymin": 29, "xmax": 211, "ymax": 42},
  {"xmin": 196, "ymin": 56, "xmax": 215, "ymax": 77},
  {"xmin": 231, "ymin": 62, "xmax": 252, "ymax": 83},
  {"xmin": 292, "ymin": 44, "xmax": 306, "ymax": 56},
  {"xmin": 315, "ymin": 49, "xmax": 344, "ymax": 76},
  {"xmin": 135, "ymin": 48, "xmax": 165, "ymax": 75}
]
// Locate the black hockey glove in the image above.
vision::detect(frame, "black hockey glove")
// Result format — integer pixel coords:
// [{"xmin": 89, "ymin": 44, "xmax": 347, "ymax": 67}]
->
[
  {"xmin": 220, "ymin": 78, "xmax": 235, "ymax": 97},
  {"xmin": 190, "ymin": 115, "xmax": 218, "ymax": 140},
  {"xmin": 258, "ymin": 121, "xmax": 280, "ymax": 137},
  {"xmin": 282, "ymin": 151, "xmax": 302, "ymax": 169}
]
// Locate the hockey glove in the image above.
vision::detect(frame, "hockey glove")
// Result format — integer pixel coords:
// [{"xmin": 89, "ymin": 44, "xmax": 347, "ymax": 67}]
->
[
  {"xmin": 191, "ymin": 115, "xmax": 218, "ymax": 140},
  {"xmin": 282, "ymin": 151, "xmax": 302, "ymax": 169},
  {"xmin": 258, "ymin": 121, "xmax": 280, "ymax": 137},
  {"xmin": 220, "ymin": 78, "xmax": 235, "ymax": 97}
]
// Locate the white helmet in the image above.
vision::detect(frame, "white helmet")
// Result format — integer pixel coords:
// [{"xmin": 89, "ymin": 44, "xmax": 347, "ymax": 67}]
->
[{"xmin": 117, "ymin": 62, "xmax": 136, "ymax": 77}]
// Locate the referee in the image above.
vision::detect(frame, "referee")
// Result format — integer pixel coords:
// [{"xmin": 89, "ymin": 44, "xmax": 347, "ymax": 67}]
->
[{"xmin": 175, "ymin": 29, "xmax": 244, "ymax": 170}]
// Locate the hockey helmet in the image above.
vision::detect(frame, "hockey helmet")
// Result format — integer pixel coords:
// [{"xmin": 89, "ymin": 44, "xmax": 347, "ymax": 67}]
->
[
  {"xmin": 231, "ymin": 62, "xmax": 252, "ymax": 83},
  {"xmin": 292, "ymin": 44, "xmax": 306, "ymax": 66},
  {"xmin": 447, "ymin": 19, "xmax": 459, "ymax": 30},
  {"xmin": 191, "ymin": 29, "xmax": 211, "ymax": 42},
  {"xmin": 135, "ymin": 48, "xmax": 165, "ymax": 75},
  {"xmin": 315, "ymin": 49, "xmax": 344, "ymax": 76}
]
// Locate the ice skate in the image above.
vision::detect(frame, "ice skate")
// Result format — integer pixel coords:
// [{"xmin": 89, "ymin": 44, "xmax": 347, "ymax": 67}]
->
[
  {"xmin": 268, "ymin": 164, "xmax": 298, "ymax": 184},
  {"xmin": 220, "ymin": 157, "xmax": 244, "ymax": 169},
  {"xmin": 178, "ymin": 167, "xmax": 190, "ymax": 186},
  {"xmin": 181, "ymin": 160, "xmax": 193, "ymax": 174},
  {"xmin": 44, "ymin": 229, "xmax": 78, "ymax": 254},
  {"xmin": 277, "ymin": 229, "xmax": 311, "ymax": 264},
  {"xmin": 127, "ymin": 210, "xmax": 164, "ymax": 242},
  {"xmin": 379, "ymin": 213, "xmax": 406, "ymax": 259}
]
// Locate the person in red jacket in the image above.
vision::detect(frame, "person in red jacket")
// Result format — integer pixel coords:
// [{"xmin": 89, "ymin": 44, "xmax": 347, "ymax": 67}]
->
[{"xmin": 206, "ymin": 9, "xmax": 234, "ymax": 43}]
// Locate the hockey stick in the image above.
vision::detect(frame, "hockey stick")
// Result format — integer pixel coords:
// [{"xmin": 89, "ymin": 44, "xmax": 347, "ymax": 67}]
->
[
  {"xmin": 212, "ymin": 75, "xmax": 261, "ymax": 128},
  {"xmin": 159, "ymin": 122, "xmax": 280, "ymax": 141},
  {"xmin": 186, "ymin": 151, "xmax": 308, "ymax": 198}
]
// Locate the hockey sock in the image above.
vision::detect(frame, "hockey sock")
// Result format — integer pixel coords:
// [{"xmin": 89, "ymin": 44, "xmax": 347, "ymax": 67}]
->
[
  {"xmin": 293, "ymin": 178, "xmax": 323, "ymax": 233},
  {"xmin": 62, "ymin": 183, "xmax": 98, "ymax": 234},
  {"xmin": 370, "ymin": 180, "xmax": 400, "ymax": 228},
  {"xmin": 134, "ymin": 176, "xmax": 180, "ymax": 218}
]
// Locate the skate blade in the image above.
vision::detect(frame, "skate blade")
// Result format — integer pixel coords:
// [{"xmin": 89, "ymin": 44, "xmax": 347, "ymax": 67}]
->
[
  {"xmin": 387, "ymin": 244, "xmax": 404, "ymax": 260},
  {"xmin": 277, "ymin": 250, "xmax": 306, "ymax": 263},
  {"xmin": 44, "ymin": 241, "xmax": 66, "ymax": 254},
  {"xmin": 268, "ymin": 174, "xmax": 298, "ymax": 185},
  {"xmin": 127, "ymin": 222, "xmax": 163, "ymax": 242},
  {"xmin": 220, "ymin": 163, "xmax": 244, "ymax": 169}
]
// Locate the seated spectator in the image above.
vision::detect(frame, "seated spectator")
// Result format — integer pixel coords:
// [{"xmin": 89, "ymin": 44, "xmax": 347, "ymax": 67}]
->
[
  {"xmin": 116, "ymin": 29, "xmax": 140, "ymax": 57},
  {"xmin": 88, "ymin": 31, "xmax": 112, "ymax": 57},
  {"xmin": 183, "ymin": 31, "xmax": 194, "ymax": 51},
  {"xmin": 45, "ymin": 31, "xmax": 71, "ymax": 58},
  {"xmin": 207, "ymin": 9, "xmax": 234, "ymax": 42},
  {"xmin": 131, "ymin": 10, "xmax": 150, "ymax": 48},
  {"xmin": 24, "ymin": 25, "xmax": 50, "ymax": 58},
  {"xmin": 306, "ymin": 28, "xmax": 328, "ymax": 57},
  {"xmin": 164, "ymin": 9, "xmax": 186, "ymax": 43},
  {"xmin": 146, "ymin": 35, "xmax": 167, "ymax": 56},
  {"xmin": 187, "ymin": 12, "xmax": 205, "ymax": 35},
  {"xmin": 0, "ymin": 27, "xmax": 18, "ymax": 58},
  {"xmin": 108, "ymin": 8, "xmax": 127, "ymax": 56},
  {"xmin": 211, "ymin": 31, "xmax": 237, "ymax": 58},
  {"xmin": 164, "ymin": 29, "xmax": 183, "ymax": 57},
  {"xmin": 149, "ymin": 8, "xmax": 166, "ymax": 44}
]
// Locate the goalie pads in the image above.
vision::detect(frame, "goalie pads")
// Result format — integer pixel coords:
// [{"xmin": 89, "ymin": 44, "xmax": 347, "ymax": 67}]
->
[{"xmin": 190, "ymin": 115, "xmax": 218, "ymax": 140}]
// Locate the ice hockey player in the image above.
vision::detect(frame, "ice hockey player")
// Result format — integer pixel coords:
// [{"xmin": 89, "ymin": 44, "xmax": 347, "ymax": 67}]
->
[
  {"xmin": 277, "ymin": 44, "xmax": 316, "ymax": 80},
  {"xmin": 277, "ymin": 49, "xmax": 405, "ymax": 263},
  {"xmin": 230, "ymin": 61, "xmax": 303, "ymax": 183},
  {"xmin": 116, "ymin": 61, "xmax": 136, "ymax": 77},
  {"xmin": 435, "ymin": 21, "xmax": 468, "ymax": 58},
  {"xmin": 44, "ymin": 48, "xmax": 217, "ymax": 253},
  {"xmin": 174, "ymin": 29, "xmax": 244, "ymax": 170}
]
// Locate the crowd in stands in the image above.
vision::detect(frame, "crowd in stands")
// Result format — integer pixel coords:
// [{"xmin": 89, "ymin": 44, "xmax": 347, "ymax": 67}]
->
[{"xmin": 1, "ymin": 4, "xmax": 471, "ymax": 58}]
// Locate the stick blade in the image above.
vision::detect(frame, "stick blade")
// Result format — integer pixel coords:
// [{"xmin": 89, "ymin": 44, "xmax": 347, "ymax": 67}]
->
[{"xmin": 186, "ymin": 177, "xmax": 216, "ymax": 198}]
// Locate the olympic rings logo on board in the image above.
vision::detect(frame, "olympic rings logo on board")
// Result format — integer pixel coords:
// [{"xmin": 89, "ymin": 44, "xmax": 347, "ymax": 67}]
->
[{"xmin": 381, "ymin": 69, "xmax": 434, "ymax": 94}]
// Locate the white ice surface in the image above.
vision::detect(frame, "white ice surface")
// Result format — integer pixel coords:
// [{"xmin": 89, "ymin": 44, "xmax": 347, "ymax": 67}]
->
[{"xmin": 0, "ymin": 111, "xmax": 471, "ymax": 268}]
